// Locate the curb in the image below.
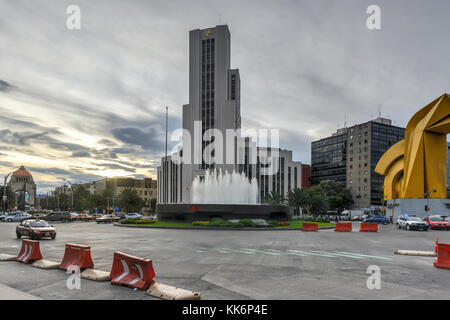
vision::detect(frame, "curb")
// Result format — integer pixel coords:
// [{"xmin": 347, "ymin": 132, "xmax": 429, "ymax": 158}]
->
[
  {"xmin": 113, "ymin": 223, "xmax": 336, "ymax": 231},
  {"xmin": 394, "ymin": 250, "xmax": 437, "ymax": 257}
]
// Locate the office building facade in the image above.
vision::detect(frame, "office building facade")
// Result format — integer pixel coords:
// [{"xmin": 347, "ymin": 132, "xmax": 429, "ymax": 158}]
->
[{"xmin": 311, "ymin": 117, "xmax": 405, "ymax": 209}]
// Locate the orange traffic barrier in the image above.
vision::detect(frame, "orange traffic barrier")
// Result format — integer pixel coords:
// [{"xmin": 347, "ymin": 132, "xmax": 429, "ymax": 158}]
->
[
  {"xmin": 110, "ymin": 251, "xmax": 156, "ymax": 290},
  {"xmin": 335, "ymin": 222, "xmax": 352, "ymax": 232},
  {"xmin": 359, "ymin": 222, "xmax": 378, "ymax": 232},
  {"xmin": 435, "ymin": 238, "xmax": 439, "ymax": 254},
  {"xmin": 16, "ymin": 239, "xmax": 43, "ymax": 264},
  {"xmin": 59, "ymin": 243, "xmax": 94, "ymax": 271},
  {"xmin": 302, "ymin": 222, "xmax": 318, "ymax": 231},
  {"xmin": 434, "ymin": 243, "xmax": 450, "ymax": 270}
]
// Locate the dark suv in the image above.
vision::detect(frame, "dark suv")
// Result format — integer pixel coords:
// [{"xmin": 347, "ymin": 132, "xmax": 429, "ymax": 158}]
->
[{"xmin": 44, "ymin": 211, "xmax": 72, "ymax": 222}]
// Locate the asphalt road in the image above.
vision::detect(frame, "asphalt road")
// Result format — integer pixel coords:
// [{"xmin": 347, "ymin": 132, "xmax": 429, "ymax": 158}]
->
[{"xmin": 0, "ymin": 221, "xmax": 449, "ymax": 300}]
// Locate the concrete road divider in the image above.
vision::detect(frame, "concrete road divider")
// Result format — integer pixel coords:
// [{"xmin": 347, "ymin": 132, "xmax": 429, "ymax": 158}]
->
[
  {"xmin": 335, "ymin": 222, "xmax": 352, "ymax": 232},
  {"xmin": 434, "ymin": 243, "xmax": 450, "ymax": 270},
  {"xmin": 0, "ymin": 254, "xmax": 17, "ymax": 261},
  {"xmin": 302, "ymin": 222, "xmax": 318, "ymax": 231},
  {"xmin": 394, "ymin": 250, "xmax": 437, "ymax": 257},
  {"xmin": 147, "ymin": 282, "xmax": 201, "ymax": 300},
  {"xmin": 110, "ymin": 251, "xmax": 156, "ymax": 290},
  {"xmin": 16, "ymin": 239, "xmax": 43, "ymax": 264},
  {"xmin": 81, "ymin": 268, "xmax": 111, "ymax": 281},
  {"xmin": 32, "ymin": 259, "xmax": 60, "ymax": 269},
  {"xmin": 59, "ymin": 243, "xmax": 94, "ymax": 271},
  {"xmin": 359, "ymin": 223, "xmax": 378, "ymax": 232}
]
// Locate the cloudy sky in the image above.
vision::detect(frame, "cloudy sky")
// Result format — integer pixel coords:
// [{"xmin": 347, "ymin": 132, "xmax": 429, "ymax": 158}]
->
[{"xmin": 1, "ymin": 0, "xmax": 449, "ymax": 193}]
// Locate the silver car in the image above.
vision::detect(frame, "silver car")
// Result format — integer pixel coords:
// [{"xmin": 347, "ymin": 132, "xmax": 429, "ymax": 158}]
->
[
  {"xmin": 3, "ymin": 212, "xmax": 32, "ymax": 222},
  {"xmin": 396, "ymin": 215, "xmax": 429, "ymax": 231}
]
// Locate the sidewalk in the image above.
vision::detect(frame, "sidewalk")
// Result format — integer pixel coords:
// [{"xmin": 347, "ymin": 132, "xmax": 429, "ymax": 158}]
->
[{"xmin": 0, "ymin": 283, "xmax": 41, "ymax": 300}]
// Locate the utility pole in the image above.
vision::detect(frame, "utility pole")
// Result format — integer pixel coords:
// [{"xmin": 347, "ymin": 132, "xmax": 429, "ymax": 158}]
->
[
  {"xmin": 63, "ymin": 179, "xmax": 74, "ymax": 211},
  {"xmin": 165, "ymin": 106, "xmax": 168, "ymax": 204}
]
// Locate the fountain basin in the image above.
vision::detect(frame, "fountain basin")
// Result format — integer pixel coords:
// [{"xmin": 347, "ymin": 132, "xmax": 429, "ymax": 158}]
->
[{"xmin": 156, "ymin": 203, "xmax": 292, "ymax": 221}]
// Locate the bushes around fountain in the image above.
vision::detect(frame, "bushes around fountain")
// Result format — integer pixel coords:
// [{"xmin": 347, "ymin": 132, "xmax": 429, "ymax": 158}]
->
[{"xmin": 192, "ymin": 218, "xmax": 290, "ymax": 228}]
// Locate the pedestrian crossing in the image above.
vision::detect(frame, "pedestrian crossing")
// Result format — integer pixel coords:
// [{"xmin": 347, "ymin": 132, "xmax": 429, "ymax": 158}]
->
[{"xmin": 194, "ymin": 247, "xmax": 394, "ymax": 261}]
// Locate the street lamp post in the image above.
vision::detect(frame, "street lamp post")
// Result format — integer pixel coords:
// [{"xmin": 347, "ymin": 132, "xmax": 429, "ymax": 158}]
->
[
  {"xmin": 2, "ymin": 172, "xmax": 13, "ymax": 212},
  {"xmin": 63, "ymin": 179, "xmax": 81, "ymax": 211}
]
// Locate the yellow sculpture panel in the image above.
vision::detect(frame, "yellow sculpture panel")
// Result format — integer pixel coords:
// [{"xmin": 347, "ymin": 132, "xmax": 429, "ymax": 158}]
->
[{"xmin": 375, "ymin": 94, "xmax": 450, "ymax": 200}]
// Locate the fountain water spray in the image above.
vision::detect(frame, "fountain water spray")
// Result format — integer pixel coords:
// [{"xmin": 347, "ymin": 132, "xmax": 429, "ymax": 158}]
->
[{"xmin": 191, "ymin": 169, "xmax": 259, "ymax": 204}]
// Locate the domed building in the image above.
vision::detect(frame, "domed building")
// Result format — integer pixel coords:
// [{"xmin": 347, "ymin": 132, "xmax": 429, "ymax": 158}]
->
[{"xmin": 8, "ymin": 166, "xmax": 36, "ymax": 210}]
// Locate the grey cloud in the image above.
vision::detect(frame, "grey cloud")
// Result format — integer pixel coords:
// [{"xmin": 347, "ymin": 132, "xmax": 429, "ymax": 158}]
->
[
  {"xmin": 71, "ymin": 151, "xmax": 91, "ymax": 158},
  {"xmin": 1, "ymin": 0, "xmax": 450, "ymax": 189},
  {"xmin": 0, "ymin": 79, "xmax": 13, "ymax": 92},
  {"xmin": 111, "ymin": 127, "xmax": 166, "ymax": 152},
  {"xmin": 98, "ymin": 139, "xmax": 117, "ymax": 147}
]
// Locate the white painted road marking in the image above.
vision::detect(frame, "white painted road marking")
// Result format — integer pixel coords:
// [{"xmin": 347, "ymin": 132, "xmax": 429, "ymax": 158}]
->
[
  {"xmin": 194, "ymin": 247, "xmax": 394, "ymax": 261},
  {"xmin": 334, "ymin": 252, "xmax": 394, "ymax": 260}
]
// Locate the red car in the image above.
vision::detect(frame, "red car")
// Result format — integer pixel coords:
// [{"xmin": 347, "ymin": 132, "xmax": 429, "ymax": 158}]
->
[{"xmin": 423, "ymin": 215, "xmax": 449, "ymax": 230}]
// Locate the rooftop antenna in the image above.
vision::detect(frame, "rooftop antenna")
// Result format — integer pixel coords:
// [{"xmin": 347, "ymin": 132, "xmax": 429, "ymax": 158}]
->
[{"xmin": 344, "ymin": 112, "xmax": 347, "ymax": 128}]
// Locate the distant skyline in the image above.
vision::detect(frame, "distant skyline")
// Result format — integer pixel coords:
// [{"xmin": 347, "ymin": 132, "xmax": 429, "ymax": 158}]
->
[{"xmin": 1, "ymin": 0, "xmax": 450, "ymax": 193}]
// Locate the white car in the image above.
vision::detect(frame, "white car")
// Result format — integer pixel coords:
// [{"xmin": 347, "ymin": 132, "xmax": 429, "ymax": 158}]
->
[
  {"xmin": 125, "ymin": 213, "xmax": 142, "ymax": 219},
  {"xmin": 396, "ymin": 215, "xmax": 429, "ymax": 231}
]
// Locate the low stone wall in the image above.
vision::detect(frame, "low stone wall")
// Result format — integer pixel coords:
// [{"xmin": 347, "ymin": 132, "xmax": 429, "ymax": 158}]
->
[{"xmin": 156, "ymin": 203, "xmax": 292, "ymax": 221}]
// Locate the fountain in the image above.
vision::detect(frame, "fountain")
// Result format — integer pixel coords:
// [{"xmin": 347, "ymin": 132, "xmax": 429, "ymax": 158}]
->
[
  {"xmin": 157, "ymin": 169, "xmax": 291, "ymax": 221},
  {"xmin": 191, "ymin": 170, "xmax": 259, "ymax": 204}
]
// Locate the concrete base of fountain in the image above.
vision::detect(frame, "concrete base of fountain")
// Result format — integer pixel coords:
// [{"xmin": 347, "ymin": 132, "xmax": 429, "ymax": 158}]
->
[{"xmin": 156, "ymin": 203, "xmax": 292, "ymax": 221}]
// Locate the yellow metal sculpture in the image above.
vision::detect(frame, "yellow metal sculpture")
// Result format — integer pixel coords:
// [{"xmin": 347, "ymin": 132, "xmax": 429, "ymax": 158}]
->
[{"xmin": 375, "ymin": 94, "xmax": 450, "ymax": 200}]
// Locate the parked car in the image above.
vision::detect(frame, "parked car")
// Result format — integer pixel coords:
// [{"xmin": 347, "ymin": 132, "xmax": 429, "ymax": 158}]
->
[
  {"xmin": 363, "ymin": 216, "xmax": 390, "ymax": 225},
  {"xmin": 74, "ymin": 213, "xmax": 95, "ymax": 221},
  {"xmin": 16, "ymin": 219, "xmax": 56, "ymax": 239},
  {"xmin": 3, "ymin": 212, "xmax": 32, "ymax": 222},
  {"xmin": 113, "ymin": 212, "xmax": 126, "ymax": 219},
  {"xmin": 43, "ymin": 211, "xmax": 72, "ymax": 222},
  {"xmin": 125, "ymin": 213, "xmax": 142, "ymax": 219},
  {"xmin": 423, "ymin": 215, "xmax": 449, "ymax": 230},
  {"xmin": 396, "ymin": 215, "xmax": 429, "ymax": 231},
  {"xmin": 96, "ymin": 214, "xmax": 121, "ymax": 224},
  {"xmin": 69, "ymin": 212, "xmax": 79, "ymax": 220}
]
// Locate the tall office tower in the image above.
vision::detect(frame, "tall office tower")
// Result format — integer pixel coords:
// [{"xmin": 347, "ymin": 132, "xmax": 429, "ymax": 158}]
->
[
  {"xmin": 311, "ymin": 117, "xmax": 405, "ymax": 209},
  {"xmin": 181, "ymin": 25, "xmax": 242, "ymax": 201},
  {"xmin": 157, "ymin": 25, "xmax": 303, "ymax": 205}
]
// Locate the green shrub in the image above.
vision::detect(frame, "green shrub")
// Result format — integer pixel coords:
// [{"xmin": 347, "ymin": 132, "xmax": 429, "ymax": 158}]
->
[
  {"xmin": 238, "ymin": 219, "xmax": 256, "ymax": 228},
  {"xmin": 123, "ymin": 217, "xmax": 140, "ymax": 224},
  {"xmin": 209, "ymin": 218, "xmax": 234, "ymax": 228},
  {"xmin": 267, "ymin": 221, "xmax": 280, "ymax": 227},
  {"xmin": 192, "ymin": 221, "xmax": 210, "ymax": 227}
]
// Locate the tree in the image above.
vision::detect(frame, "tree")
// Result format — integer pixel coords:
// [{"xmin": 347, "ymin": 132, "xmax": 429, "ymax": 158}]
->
[
  {"xmin": 0, "ymin": 186, "xmax": 16, "ymax": 211},
  {"xmin": 318, "ymin": 180, "xmax": 353, "ymax": 213},
  {"xmin": 73, "ymin": 186, "xmax": 91, "ymax": 211},
  {"xmin": 119, "ymin": 188, "xmax": 145, "ymax": 213},
  {"xmin": 288, "ymin": 188, "xmax": 309, "ymax": 215},
  {"xmin": 263, "ymin": 191, "xmax": 287, "ymax": 205},
  {"xmin": 150, "ymin": 198, "xmax": 157, "ymax": 212}
]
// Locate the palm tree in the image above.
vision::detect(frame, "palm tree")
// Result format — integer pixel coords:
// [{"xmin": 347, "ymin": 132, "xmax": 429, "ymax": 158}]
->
[{"xmin": 263, "ymin": 191, "xmax": 287, "ymax": 206}]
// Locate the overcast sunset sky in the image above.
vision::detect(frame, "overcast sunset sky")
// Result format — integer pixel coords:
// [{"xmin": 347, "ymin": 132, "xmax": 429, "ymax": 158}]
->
[{"xmin": 1, "ymin": 0, "xmax": 450, "ymax": 193}]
